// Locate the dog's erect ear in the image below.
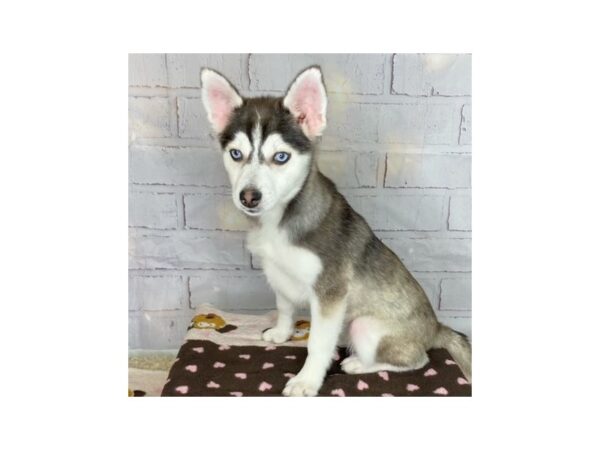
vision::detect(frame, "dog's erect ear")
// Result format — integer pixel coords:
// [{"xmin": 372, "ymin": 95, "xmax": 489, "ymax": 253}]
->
[
  {"xmin": 201, "ymin": 69, "xmax": 243, "ymax": 134},
  {"xmin": 283, "ymin": 66, "xmax": 327, "ymax": 140}
]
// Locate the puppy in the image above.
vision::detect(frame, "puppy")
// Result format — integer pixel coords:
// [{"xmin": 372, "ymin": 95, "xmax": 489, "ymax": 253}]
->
[{"xmin": 200, "ymin": 66, "xmax": 471, "ymax": 396}]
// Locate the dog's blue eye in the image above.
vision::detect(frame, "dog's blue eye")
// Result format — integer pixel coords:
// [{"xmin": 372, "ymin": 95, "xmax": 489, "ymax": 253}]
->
[
  {"xmin": 273, "ymin": 152, "xmax": 290, "ymax": 164},
  {"xmin": 229, "ymin": 149, "xmax": 243, "ymax": 161}
]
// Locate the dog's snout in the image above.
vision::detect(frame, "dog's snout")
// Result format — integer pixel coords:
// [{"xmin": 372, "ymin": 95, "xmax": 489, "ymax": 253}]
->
[{"xmin": 240, "ymin": 188, "xmax": 262, "ymax": 208}]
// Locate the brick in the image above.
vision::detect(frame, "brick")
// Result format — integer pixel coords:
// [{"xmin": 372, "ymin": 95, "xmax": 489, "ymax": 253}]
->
[
  {"xmin": 392, "ymin": 54, "xmax": 471, "ymax": 96},
  {"xmin": 249, "ymin": 54, "xmax": 386, "ymax": 94},
  {"xmin": 346, "ymin": 193, "xmax": 445, "ymax": 231},
  {"xmin": 129, "ymin": 310, "xmax": 194, "ymax": 349},
  {"xmin": 382, "ymin": 237, "xmax": 471, "ymax": 272},
  {"xmin": 129, "ymin": 54, "xmax": 168, "ymax": 87},
  {"xmin": 448, "ymin": 194, "xmax": 472, "ymax": 231},
  {"xmin": 459, "ymin": 104, "xmax": 472, "ymax": 145},
  {"xmin": 322, "ymin": 102, "xmax": 379, "ymax": 146},
  {"xmin": 251, "ymin": 254, "xmax": 263, "ymax": 270},
  {"xmin": 129, "ymin": 230, "xmax": 248, "ymax": 269},
  {"xmin": 177, "ymin": 97, "xmax": 213, "ymax": 141},
  {"xmin": 440, "ymin": 276, "xmax": 472, "ymax": 310},
  {"xmin": 166, "ymin": 54, "xmax": 244, "ymax": 88},
  {"xmin": 190, "ymin": 271, "xmax": 275, "ymax": 310},
  {"xmin": 129, "ymin": 276, "xmax": 186, "ymax": 311},
  {"xmin": 129, "ymin": 192, "xmax": 178, "ymax": 229},
  {"xmin": 129, "ymin": 146, "xmax": 228, "ymax": 187},
  {"xmin": 318, "ymin": 151, "xmax": 378, "ymax": 188},
  {"xmin": 385, "ymin": 153, "xmax": 471, "ymax": 188},
  {"xmin": 129, "ymin": 97, "xmax": 171, "ymax": 139},
  {"xmin": 378, "ymin": 102, "xmax": 463, "ymax": 145},
  {"xmin": 184, "ymin": 194, "xmax": 252, "ymax": 231}
]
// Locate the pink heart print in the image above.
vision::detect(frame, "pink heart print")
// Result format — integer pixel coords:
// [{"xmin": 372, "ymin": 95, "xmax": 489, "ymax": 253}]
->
[
  {"xmin": 424, "ymin": 368, "xmax": 438, "ymax": 377},
  {"xmin": 192, "ymin": 347, "xmax": 204, "ymax": 353},
  {"xmin": 284, "ymin": 373, "xmax": 295, "ymax": 378},
  {"xmin": 206, "ymin": 381, "xmax": 220, "ymax": 389},
  {"xmin": 457, "ymin": 377, "xmax": 469, "ymax": 385},
  {"xmin": 175, "ymin": 385, "xmax": 189, "ymax": 394},
  {"xmin": 259, "ymin": 381, "xmax": 272, "ymax": 392},
  {"xmin": 265, "ymin": 345, "xmax": 276, "ymax": 351},
  {"xmin": 239, "ymin": 354, "xmax": 251, "ymax": 360},
  {"xmin": 378, "ymin": 371, "xmax": 389, "ymax": 381},
  {"xmin": 357, "ymin": 380, "xmax": 369, "ymax": 391},
  {"xmin": 331, "ymin": 388, "xmax": 345, "ymax": 397},
  {"xmin": 381, "ymin": 393, "xmax": 394, "ymax": 397},
  {"xmin": 213, "ymin": 361, "xmax": 226, "ymax": 368},
  {"xmin": 234, "ymin": 373, "xmax": 247, "ymax": 379},
  {"xmin": 445, "ymin": 359, "xmax": 457, "ymax": 365},
  {"xmin": 185, "ymin": 364, "xmax": 197, "ymax": 373},
  {"xmin": 262, "ymin": 362, "xmax": 274, "ymax": 369},
  {"xmin": 219, "ymin": 344, "xmax": 230, "ymax": 351},
  {"xmin": 284, "ymin": 355, "xmax": 296, "ymax": 360},
  {"xmin": 230, "ymin": 392, "xmax": 243, "ymax": 397},
  {"xmin": 406, "ymin": 384, "xmax": 420, "ymax": 392},
  {"xmin": 433, "ymin": 387, "xmax": 449, "ymax": 395}
]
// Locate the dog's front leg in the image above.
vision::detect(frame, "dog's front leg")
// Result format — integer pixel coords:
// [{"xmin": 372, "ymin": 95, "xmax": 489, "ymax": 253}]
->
[
  {"xmin": 282, "ymin": 297, "xmax": 346, "ymax": 397},
  {"xmin": 262, "ymin": 292, "xmax": 295, "ymax": 344}
]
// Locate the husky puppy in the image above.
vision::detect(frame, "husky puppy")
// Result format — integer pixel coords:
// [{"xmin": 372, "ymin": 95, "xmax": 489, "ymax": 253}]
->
[{"xmin": 200, "ymin": 66, "xmax": 471, "ymax": 396}]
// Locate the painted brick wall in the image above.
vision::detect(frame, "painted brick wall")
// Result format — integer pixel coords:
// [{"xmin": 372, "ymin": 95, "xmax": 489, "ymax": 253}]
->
[{"xmin": 129, "ymin": 53, "xmax": 472, "ymax": 350}]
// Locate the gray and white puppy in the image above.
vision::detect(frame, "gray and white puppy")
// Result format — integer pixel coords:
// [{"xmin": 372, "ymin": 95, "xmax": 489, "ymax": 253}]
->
[{"xmin": 201, "ymin": 65, "xmax": 471, "ymax": 396}]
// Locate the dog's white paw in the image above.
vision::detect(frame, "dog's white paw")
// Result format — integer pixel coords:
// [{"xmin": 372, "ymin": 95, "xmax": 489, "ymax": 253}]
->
[
  {"xmin": 341, "ymin": 355, "xmax": 367, "ymax": 374},
  {"xmin": 262, "ymin": 327, "xmax": 293, "ymax": 344},
  {"xmin": 282, "ymin": 375, "xmax": 321, "ymax": 397}
]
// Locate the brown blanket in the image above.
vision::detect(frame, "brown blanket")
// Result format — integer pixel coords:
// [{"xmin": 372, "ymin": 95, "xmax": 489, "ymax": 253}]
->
[{"xmin": 162, "ymin": 339, "xmax": 471, "ymax": 397}]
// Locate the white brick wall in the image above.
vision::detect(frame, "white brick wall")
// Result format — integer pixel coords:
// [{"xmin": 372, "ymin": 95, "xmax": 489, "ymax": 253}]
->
[
  {"xmin": 129, "ymin": 53, "xmax": 472, "ymax": 349},
  {"xmin": 385, "ymin": 154, "xmax": 472, "ymax": 188}
]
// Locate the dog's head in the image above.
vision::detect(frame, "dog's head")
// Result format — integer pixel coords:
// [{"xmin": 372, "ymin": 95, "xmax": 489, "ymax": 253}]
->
[{"xmin": 200, "ymin": 66, "xmax": 327, "ymax": 217}]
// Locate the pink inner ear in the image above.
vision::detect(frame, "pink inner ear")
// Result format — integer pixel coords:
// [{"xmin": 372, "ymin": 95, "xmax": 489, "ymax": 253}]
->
[
  {"xmin": 202, "ymin": 72, "xmax": 242, "ymax": 133},
  {"xmin": 286, "ymin": 74, "xmax": 326, "ymax": 138},
  {"xmin": 207, "ymin": 84, "xmax": 237, "ymax": 132}
]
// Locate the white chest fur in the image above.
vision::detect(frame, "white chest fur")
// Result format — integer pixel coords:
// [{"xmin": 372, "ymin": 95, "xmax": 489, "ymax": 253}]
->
[{"xmin": 247, "ymin": 218, "xmax": 322, "ymax": 304}]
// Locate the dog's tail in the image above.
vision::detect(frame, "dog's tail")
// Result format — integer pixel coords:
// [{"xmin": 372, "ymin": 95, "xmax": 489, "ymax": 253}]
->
[{"xmin": 432, "ymin": 324, "xmax": 472, "ymax": 382}]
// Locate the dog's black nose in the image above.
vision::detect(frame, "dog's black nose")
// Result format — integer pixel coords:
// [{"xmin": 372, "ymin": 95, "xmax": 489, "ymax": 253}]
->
[{"xmin": 240, "ymin": 188, "xmax": 262, "ymax": 208}]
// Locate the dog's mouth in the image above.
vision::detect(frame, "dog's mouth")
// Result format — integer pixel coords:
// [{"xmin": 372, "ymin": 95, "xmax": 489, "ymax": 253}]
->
[{"xmin": 241, "ymin": 207, "xmax": 262, "ymax": 217}]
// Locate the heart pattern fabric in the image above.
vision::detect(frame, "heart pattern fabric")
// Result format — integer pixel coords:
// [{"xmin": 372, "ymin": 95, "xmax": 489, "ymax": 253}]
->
[{"xmin": 162, "ymin": 340, "xmax": 471, "ymax": 397}]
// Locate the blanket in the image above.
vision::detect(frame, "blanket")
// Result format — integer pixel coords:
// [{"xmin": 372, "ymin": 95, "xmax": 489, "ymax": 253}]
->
[{"xmin": 161, "ymin": 305, "xmax": 471, "ymax": 397}]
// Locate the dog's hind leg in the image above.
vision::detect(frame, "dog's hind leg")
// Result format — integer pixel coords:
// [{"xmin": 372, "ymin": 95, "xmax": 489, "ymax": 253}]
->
[{"xmin": 341, "ymin": 316, "xmax": 429, "ymax": 374}]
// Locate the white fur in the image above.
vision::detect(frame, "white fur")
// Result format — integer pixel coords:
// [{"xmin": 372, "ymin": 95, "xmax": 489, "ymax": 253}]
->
[
  {"xmin": 262, "ymin": 290, "xmax": 295, "ymax": 344},
  {"xmin": 348, "ymin": 316, "xmax": 385, "ymax": 366},
  {"xmin": 251, "ymin": 113, "xmax": 262, "ymax": 159},
  {"xmin": 283, "ymin": 297, "xmax": 346, "ymax": 396},
  {"xmin": 223, "ymin": 132, "xmax": 312, "ymax": 217},
  {"xmin": 340, "ymin": 357, "xmax": 423, "ymax": 374},
  {"xmin": 247, "ymin": 207, "xmax": 322, "ymax": 304}
]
